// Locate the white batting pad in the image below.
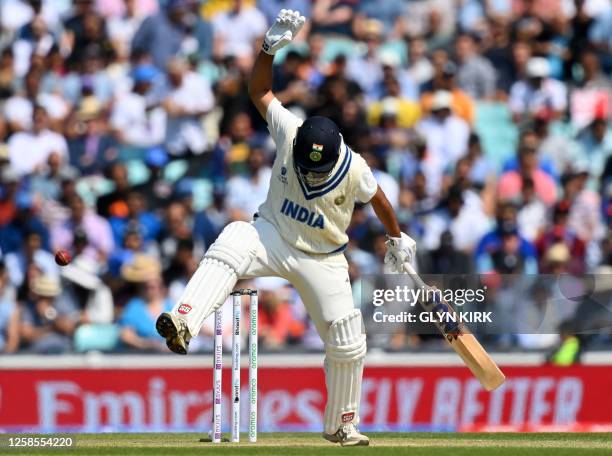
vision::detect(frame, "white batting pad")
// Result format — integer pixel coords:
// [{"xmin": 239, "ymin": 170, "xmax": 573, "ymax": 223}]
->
[
  {"xmin": 323, "ymin": 309, "xmax": 367, "ymax": 434},
  {"xmin": 171, "ymin": 222, "xmax": 258, "ymax": 336}
]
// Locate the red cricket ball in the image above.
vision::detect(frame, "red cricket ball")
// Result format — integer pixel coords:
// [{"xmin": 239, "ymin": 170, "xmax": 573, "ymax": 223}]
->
[{"xmin": 54, "ymin": 249, "xmax": 72, "ymax": 266}]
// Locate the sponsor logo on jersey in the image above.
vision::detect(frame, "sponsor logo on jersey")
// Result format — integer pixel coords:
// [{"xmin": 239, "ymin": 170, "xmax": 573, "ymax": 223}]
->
[
  {"xmin": 341, "ymin": 412, "xmax": 355, "ymax": 423},
  {"xmin": 178, "ymin": 304, "xmax": 192, "ymax": 315},
  {"xmin": 280, "ymin": 198, "xmax": 325, "ymax": 229}
]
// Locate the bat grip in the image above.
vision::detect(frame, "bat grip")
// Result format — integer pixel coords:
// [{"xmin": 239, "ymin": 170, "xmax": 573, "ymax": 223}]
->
[{"xmin": 402, "ymin": 262, "xmax": 428, "ymax": 289}]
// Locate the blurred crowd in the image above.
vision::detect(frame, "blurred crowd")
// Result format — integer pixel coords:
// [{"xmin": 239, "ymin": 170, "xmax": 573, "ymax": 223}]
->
[{"xmin": 0, "ymin": 0, "xmax": 610, "ymax": 355}]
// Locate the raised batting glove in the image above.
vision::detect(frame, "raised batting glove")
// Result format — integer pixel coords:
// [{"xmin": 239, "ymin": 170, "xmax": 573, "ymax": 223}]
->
[
  {"xmin": 262, "ymin": 9, "xmax": 305, "ymax": 55},
  {"xmin": 384, "ymin": 232, "xmax": 417, "ymax": 273}
]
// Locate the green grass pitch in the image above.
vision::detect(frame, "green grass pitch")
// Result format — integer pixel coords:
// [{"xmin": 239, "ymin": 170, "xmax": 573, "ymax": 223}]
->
[{"xmin": 2, "ymin": 432, "xmax": 612, "ymax": 455}]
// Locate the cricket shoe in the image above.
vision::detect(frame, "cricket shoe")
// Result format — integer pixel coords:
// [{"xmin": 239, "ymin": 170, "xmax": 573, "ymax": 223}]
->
[
  {"xmin": 323, "ymin": 423, "xmax": 370, "ymax": 447},
  {"xmin": 156, "ymin": 312, "xmax": 192, "ymax": 355}
]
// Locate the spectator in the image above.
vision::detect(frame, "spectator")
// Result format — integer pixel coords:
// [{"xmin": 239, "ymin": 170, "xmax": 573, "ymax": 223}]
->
[
  {"xmin": 568, "ymin": 0, "xmax": 595, "ymax": 72},
  {"xmin": 498, "ymin": 144, "xmax": 558, "ymax": 207},
  {"xmin": 4, "ymin": 227, "xmax": 58, "ymax": 288},
  {"xmin": 193, "ymin": 184, "xmax": 229, "ymax": 249},
  {"xmin": 226, "ymin": 146, "xmax": 271, "ymax": 220},
  {"xmin": 61, "ymin": 43, "xmax": 115, "ymax": 107},
  {"xmin": 403, "ymin": 37, "xmax": 434, "ymax": 88},
  {"xmin": 35, "ymin": 166, "xmax": 80, "ymax": 230},
  {"xmin": 110, "ymin": 63, "xmax": 165, "ymax": 148},
  {"xmin": 209, "ymin": 112, "xmax": 259, "ymax": 181},
  {"xmin": 534, "ymin": 115, "xmax": 580, "ymax": 177},
  {"xmin": 455, "ymin": 32, "xmax": 497, "ymax": 100},
  {"xmin": 509, "ymin": 57, "xmax": 568, "ymax": 123},
  {"xmin": 4, "ymin": 68, "xmax": 67, "ymax": 133},
  {"xmin": 588, "ymin": 5, "xmax": 612, "ymax": 72},
  {"xmin": 0, "ymin": 261, "xmax": 19, "ymax": 353},
  {"xmin": 158, "ymin": 201, "xmax": 193, "ymax": 261},
  {"xmin": 421, "ymin": 185, "xmax": 491, "ymax": 252},
  {"xmin": 62, "ymin": 0, "xmax": 111, "ymax": 67},
  {"xmin": 109, "ymin": 190, "xmax": 162, "ymax": 247},
  {"xmin": 60, "ymin": 254, "xmax": 114, "ymax": 324},
  {"xmin": 8, "ymin": 105, "xmax": 68, "ymax": 176},
  {"xmin": 563, "ymin": 167, "xmax": 605, "ymax": 245},
  {"xmin": 271, "ymin": 51, "xmax": 312, "ymax": 111},
  {"xmin": 516, "ymin": 177, "xmax": 547, "ymax": 242},
  {"xmin": 12, "ymin": 11, "xmax": 57, "ymax": 78},
  {"xmin": 419, "ymin": 230, "xmax": 473, "ymax": 274},
  {"xmin": 19, "ymin": 275, "xmax": 77, "ymax": 353},
  {"xmin": 65, "ymin": 96, "xmax": 118, "ymax": 175},
  {"xmin": 96, "ymin": 162, "xmax": 130, "ymax": 218},
  {"xmin": 131, "ymin": 0, "xmax": 193, "ymax": 69},
  {"xmin": 354, "ymin": 0, "xmax": 407, "ymax": 39},
  {"xmin": 50, "ymin": 194, "xmax": 115, "ymax": 262},
  {"xmin": 417, "ymin": 90, "xmax": 470, "ymax": 168},
  {"xmin": 574, "ymin": 47, "xmax": 611, "ymax": 90},
  {"xmin": 164, "ymin": 238, "xmax": 197, "ymax": 304},
  {"xmin": 161, "ymin": 57, "xmax": 214, "ymax": 156},
  {"xmin": 118, "ymin": 255, "xmax": 169, "ymax": 351},
  {"xmin": 212, "ymin": 0, "xmax": 267, "ymax": 64},
  {"xmin": 483, "ymin": 18, "xmax": 515, "ymax": 94},
  {"xmin": 548, "ymin": 320, "xmax": 582, "ymax": 366},
  {"xmin": 0, "ymin": 167, "xmax": 20, "ymax": 226},
  {"xmin": 0, "ymin": 191, "xmax": 50, "ymax": 254},
  {"xmin": 575, "ymin": 118, "xmax": 612, "ymax": 185},
  {"xmin": 475, "ymin": 202, "xmax": 538, "ymax": 274},
  {"xmin": 311, "ymin": 0, "xmax": 355, "ymax": 37},
  {"xmin": 502, "ymin": 129, "xmax": 558, "ymax": 181},
  {"xmin": 108, "ymin": 222, "xmax": 148, "ymax": 278},
  {"xmin": 106, "ymin": 0, "xmax": 146, "ymax": 60},
  {"xmin": 420, "ymin": 56, "xmax": 475, "ymax": 125},
  {"xmin": 536, "ymin": 200, "xmax": 586, "ymax": 274},
  {"xmin": 30, "ymin": 153, "xmax": 70, "ymax": 202},
  {"xmin": 464, "ymin": 133, "xmax": 496, "ymax": 191},
  {"xmin": 255, "ymin": 277, "xmax": 303, "ymax": 350},
  {"xmin": 346, "ymin": 20, "xmax": 385, "ymax": 102},
  {"xmin": 367, "ymin": 75, "xmax": 421, "ymax": 129}
]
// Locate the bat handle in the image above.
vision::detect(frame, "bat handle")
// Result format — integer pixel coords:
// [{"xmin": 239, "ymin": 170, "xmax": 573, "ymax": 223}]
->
[{"xmin": 402, "ymin": 262, "xmax": 427, "ymax": 289}]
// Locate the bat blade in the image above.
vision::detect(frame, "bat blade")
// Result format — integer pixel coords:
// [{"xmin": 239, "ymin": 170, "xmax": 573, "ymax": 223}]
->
[
  {"xmin": 403, "ymin": 263, "xmax": 506, "ymax": 391},
  {"xmin": 447, "ymin": 332, "xmax": 506, "ymax": 391}
]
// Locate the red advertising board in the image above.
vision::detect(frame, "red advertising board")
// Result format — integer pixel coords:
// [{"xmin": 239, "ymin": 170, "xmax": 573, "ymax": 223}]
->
[{"xmin": 0, "ymin": 365, "xmax": 611, "ymax": 432}]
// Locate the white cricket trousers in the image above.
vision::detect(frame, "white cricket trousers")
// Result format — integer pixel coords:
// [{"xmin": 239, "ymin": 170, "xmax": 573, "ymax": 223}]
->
[{"xmin": 243, "ymin": 217, "xmax": 355, "ymax": 337}]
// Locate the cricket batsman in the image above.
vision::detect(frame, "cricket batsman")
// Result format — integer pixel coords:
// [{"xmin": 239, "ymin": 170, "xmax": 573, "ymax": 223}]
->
[{"xmin": 156, "ymin": 9, "xmax": 416, "ymax": 446}]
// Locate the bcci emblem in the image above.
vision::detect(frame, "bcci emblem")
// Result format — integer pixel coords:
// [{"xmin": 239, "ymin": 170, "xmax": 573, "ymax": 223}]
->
[
  {"xmin": 334, "ymin": 195, "xmax": 345, "ymax": 205},
  {"xmin": 310, "ymin": 143, "xmax": 323, "ymax": 162}
]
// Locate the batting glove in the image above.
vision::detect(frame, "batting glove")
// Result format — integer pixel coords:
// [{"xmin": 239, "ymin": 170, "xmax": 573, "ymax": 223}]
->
[
  {"xmin": 384, "ymin": 232, "xmax": 417, "ymax": 273},
  {"xmin": 262, "ymin": 9, "xmax": 306, "ymax": 55}
]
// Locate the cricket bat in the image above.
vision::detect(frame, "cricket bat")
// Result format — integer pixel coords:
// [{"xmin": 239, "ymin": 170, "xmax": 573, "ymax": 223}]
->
[{"xmin": 403, "ymin": 262, "xmax": 506, "ymax": 391}]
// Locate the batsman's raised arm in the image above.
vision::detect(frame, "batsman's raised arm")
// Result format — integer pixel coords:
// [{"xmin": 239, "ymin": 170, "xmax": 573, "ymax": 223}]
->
[{"xmin": 248, "ymin": 9, "xmax": 305, "ymax": 119}]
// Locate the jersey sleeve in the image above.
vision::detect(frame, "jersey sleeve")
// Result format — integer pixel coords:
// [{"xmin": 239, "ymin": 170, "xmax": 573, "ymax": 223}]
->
[
  {"xmin": 266, "ymin": 97, "xmax": 302, "ymax": 156},
  {"xmin": 354, "ymin": 154, "xmax": 378, "ymax": 203}
]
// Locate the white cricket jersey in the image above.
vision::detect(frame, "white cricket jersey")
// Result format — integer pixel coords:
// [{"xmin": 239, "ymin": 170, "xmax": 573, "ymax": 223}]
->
[{"xmin": 258, "ymin": 98, "xmax": 377, "ymax": 254}]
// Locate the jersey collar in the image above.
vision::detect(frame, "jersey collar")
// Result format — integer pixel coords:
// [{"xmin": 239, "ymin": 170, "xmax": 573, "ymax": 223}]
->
[{"xmin": 295, "ymin": 144, "xmax": 352, "ymax": 200}]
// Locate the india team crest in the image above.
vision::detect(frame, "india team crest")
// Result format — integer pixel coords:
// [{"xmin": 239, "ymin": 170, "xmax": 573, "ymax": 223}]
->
[{"xmin": 310, "ymin": 143, "xmax": 323, "ymax": 162}]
